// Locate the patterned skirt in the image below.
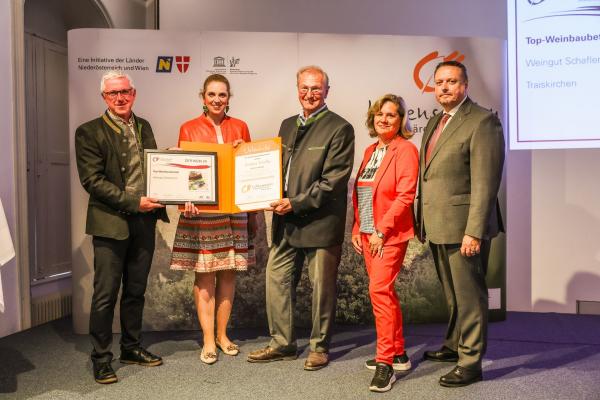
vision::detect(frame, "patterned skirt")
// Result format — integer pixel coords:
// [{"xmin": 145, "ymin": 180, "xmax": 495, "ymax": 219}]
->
[{"xmin": 170, "ymin": 213, "xmax": 255, "ymax": 273}]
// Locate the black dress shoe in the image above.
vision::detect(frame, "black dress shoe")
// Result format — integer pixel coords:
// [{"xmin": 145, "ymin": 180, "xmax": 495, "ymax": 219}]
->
[
  {"xmin": 423, "ymin": 346, "xmax": 459, "ymax": 362},
  {"xmin": 439, "ymin": 366, "xmax": 482, "ymax": 387},
  {"xmin": 120, "ymin": 347, "xmax": 163, "ymax": 366},
  {"xmin": 93, "ymin": 361, "xmax": 118, "ymax": 384}
]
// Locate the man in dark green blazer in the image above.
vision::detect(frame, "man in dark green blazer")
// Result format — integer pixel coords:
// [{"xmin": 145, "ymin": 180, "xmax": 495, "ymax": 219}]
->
[
  {"xmin": 75, "ymin": 71, "xmax": 168, "ymax": 384},
  {"xmin": 248, "ymin": 66, "xmax": 354, "ymax": 370},
  {"xmin": 417, "ymin": 61, "xmax": 505, "ymax": 387}
]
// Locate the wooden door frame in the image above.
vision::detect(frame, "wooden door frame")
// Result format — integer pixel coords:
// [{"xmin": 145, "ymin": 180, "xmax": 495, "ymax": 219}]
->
[{"xmin": 12, "ymin": 0, "xmax": 31, "ymax": 331}]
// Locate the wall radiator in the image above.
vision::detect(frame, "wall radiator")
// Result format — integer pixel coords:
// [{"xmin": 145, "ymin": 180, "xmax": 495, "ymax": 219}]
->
[{"xmin": 31, "ymin": 293, "xmax": 72, "ymax": 327}]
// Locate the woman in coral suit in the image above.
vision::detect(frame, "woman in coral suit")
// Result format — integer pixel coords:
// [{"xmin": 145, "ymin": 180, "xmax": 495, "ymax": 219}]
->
[{"xmin": 351, "ymin": 94, "xmax": 419, "ymax": 392}]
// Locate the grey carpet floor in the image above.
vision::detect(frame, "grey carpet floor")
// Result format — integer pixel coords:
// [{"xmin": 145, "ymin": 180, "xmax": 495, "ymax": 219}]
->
[{"xmin": 1, "ymin": 312, "xmax": 600, "ymax": 400}]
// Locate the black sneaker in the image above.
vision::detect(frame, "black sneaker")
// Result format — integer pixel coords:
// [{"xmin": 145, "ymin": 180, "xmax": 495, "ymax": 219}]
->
[
  {"xmin": 93, "ymin": 361, "xmax": 118, "ymax": 384},
  {"xmin": 119, "ymin": 347, "xmax": 163, "ymax": 366},
  {"xmin": 365, "ymin": 352, "xmax": 411, "ymax": 371},
  {"xmin": 369, "ymin": 362, "xmax": 396, "ymax": 392}
]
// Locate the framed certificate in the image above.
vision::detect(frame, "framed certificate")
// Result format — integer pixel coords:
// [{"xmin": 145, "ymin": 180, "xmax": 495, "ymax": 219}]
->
[{"xmin": 144, "ymin": 149, "xmax": 218, "ymax": 205}]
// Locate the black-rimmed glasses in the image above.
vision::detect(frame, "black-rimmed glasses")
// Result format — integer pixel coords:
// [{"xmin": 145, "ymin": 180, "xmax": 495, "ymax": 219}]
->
[{"xmin": 103, "ymin": 88, "xmax": 134, "ymax": 99}]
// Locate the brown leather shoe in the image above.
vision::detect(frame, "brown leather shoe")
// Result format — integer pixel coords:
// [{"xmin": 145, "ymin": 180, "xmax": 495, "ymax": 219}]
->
[
  {"xmin": 304, "ymin": 351, "xmax": 329, "ymax": 371},
  {"xmin": 247, "ymin": 346, "xmax": 297, "ymax": 363}
]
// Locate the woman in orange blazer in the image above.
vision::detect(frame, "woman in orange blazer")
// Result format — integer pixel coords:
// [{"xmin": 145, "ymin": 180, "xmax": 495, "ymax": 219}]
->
[
  {"xmin": 170, "ymin": 74, "xmax": 256, "ymax": 364},
  {"xmin": 351, "ymin": 94, "xmax": 419, "ymax": 392}
]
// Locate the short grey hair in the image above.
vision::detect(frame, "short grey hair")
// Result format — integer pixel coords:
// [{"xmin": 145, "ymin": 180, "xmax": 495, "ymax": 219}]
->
[
  {"xmin": 296, "ymin": 65, "xmax": 329, "ymax": 88},
  {"xmin": 100, "ymin": 71, "xmax": 135, "ymax": 93}
]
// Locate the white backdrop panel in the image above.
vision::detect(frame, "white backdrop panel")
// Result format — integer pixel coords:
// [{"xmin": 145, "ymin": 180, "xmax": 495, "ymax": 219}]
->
[
  {"xmin": 197, "ymin": 31, "xmax": 299, "ymax": 138},
  {"xmin": 68, "ymin": 29, "xmax": 505, "ymax": 333},
  {"xmin": 298, "ymin": 34, "xmax": 504, "ymax": 169}
]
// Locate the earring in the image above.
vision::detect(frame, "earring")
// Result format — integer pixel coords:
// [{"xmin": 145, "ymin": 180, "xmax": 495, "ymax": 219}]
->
[
  {"xmin": 203, "ymin": 105, "xmax": 209, "ymax": 114},
  {"xmin": 225, "ymin": 105, "xmax": 230, "ymax": 114}
]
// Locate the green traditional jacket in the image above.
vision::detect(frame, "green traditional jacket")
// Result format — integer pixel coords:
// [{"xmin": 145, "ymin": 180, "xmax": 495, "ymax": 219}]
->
[
  {"xmin": 274, "ymin": 109, "xmax": 355, "ymax": 248},
  {"xmin": 75, "ymin": 111, "xmax": 169, "ymax": 240}
]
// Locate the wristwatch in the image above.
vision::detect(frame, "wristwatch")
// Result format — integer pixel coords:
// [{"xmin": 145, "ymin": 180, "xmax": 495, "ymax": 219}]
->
[{"xmin": 375, "ymin": 230, "xmax": 385, "ymax": 239}]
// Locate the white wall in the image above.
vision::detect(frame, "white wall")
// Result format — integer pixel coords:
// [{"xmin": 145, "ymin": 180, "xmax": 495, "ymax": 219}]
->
[
  {"xmin": 161, "ymin": 0, "xmax": 600, "ymax": 313},
  {"xmin": 531, "ymin": 150, "xmax": 600, "ymax": 312},
  {"xmin": 24, "ymin": 0, "xmax": 67, "ymax": 44},
  {"xmin": 160, "ymin": 0, "xmax": 506, "ymax": 38},
  {"xmin": 101, "ymin": 0, "xmax": 150, "ymax": 29},
  {"xmin": 0, "ymin": 1, "xmax": 20, "ymax": 338}
]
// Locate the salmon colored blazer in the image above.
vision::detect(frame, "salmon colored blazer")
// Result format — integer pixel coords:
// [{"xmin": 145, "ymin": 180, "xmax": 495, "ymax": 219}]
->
[
  {"xmin": 177, "ymin": 114, "xmax": 251, "ymax": 212},
  {"xmin": 352, "ymin": 135, "xmax": 419, "ymax": 245},
  {"xmin": 178, "ymin": 114, "xmax": 251, "ymax": 145}
]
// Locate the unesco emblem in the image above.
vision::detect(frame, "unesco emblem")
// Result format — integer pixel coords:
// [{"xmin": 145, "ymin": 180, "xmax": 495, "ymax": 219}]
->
[{"xmin": 213, "ymin": 56, "xmax": 226, "ymax": 67}]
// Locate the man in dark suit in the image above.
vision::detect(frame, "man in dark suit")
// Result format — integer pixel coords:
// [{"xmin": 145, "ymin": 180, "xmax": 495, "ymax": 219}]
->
[
  {"xmin": 247, "ymin": 66, "xmax": 354, "ymax": 370},
  {"xmin": 417, "ymin": 61, "xmax": 505, "ymax": 387},
  {"xmin": 75, "ymin": 71, "xmax": 168, "ymax": 384}
]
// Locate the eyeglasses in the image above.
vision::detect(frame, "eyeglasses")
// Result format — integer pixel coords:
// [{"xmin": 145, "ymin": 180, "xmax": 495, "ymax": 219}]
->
[
  {"xmin": 298, "ymin": 86, "xmax": 323, "ymax": 95},
  {"xmin": 103, "ymin": 88, "xmax": 134, "ymax": 99}
]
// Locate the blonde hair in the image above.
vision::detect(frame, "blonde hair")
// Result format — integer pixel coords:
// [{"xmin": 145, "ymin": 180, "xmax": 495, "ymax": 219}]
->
[{"xmin": 365, "ymin": 94, "xmax": 413, "ymax": 139}]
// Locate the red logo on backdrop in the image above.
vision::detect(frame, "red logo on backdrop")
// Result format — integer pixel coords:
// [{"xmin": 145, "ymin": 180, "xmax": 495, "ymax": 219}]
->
[
  {"xmin": 175, "ymin": 56, "xmax": 190, "ymax": 73},
  {"xmin": 413, "ymin": 51, "xmax": 466, "ymax": 93}
]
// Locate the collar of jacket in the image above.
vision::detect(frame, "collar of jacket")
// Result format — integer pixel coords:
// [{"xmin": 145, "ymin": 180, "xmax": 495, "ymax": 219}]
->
[
  {"xmin": 296, "ymin": 106, "xmax": 329, "ymax": 127},
  {"xmin": 361, "ymin": 135, "xmax": 404, "ymax": 168},
  {"xmin": 102, "ymin": 111, "xmax": 143, "ymax": 142},
  {"xmin": 198, "ymin": 113, "xmax": 232, "ymax": 126}
]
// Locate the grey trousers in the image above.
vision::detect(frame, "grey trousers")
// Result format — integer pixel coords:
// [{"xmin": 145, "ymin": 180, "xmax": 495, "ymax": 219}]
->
[
  {"xmin": 266, "ymin": 235, "xmax": 341, "ymax": 353},
  {"xmin": 429, "ymin": 240, "xmax": 490, "ymax": 370}
]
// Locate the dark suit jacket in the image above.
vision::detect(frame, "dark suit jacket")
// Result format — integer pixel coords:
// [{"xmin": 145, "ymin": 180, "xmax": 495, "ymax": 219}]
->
[
  {"xmin": 417, "ymin": 97, "xmax": 505, "ymax": 244},
  {"xmin": 75, "ymin": 111, "xmax": 169, "ymax": 240},
  {"xmin": 273, "ymin": 109, "xmax": 355, "ymax": 248}
]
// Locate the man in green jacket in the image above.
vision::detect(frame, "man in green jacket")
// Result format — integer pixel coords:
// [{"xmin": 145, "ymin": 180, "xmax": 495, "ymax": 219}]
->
[
  {"xmin": 247, "ymin": 66, "xmax": 354, "ymax": 371},
  {"xmin": 75, "ymin": 71, "xmax": 168, "ymax": 384}
]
